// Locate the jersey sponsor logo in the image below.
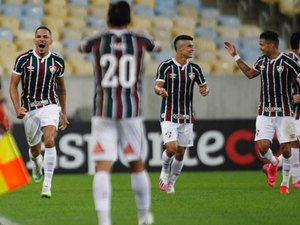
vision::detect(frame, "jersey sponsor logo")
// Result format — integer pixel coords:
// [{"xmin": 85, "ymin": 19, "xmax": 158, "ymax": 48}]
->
[
  {"xmin": 188, "ymin": 72, "xmax": 195, "ymax": 80},
  {"xmin": 169, "ymin": 73, "xmax": 176, "ymax": 79},
  {"xmin": 110, "ymin": 42, "xmax": 126, "ymax": 51},
  {"xmin": 29, "ymin": 99, "xmax": 49, "ymax": 107},
  {"xmin": 173, "ymin": 114, "xmax": 190, "ymax": 119},
  {"xmin": 264, "ymin": 107, "xmax": 282, "ymax": 112},
  {"xmin": 276, "ymin": 66, "xmax": 284, "ymax": 73}
]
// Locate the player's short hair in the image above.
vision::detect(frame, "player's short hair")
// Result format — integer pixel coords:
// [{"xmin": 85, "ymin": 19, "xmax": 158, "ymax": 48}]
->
[
  {"xmin": 173, "ymin": 35, "xmax": 193, "ymax": 51},
  {"xmin": 259, "ymin": 30, "xmax": 279, "ymax": 47},
  {"xmin": 290, "ymin": 32, "xmax": 300, "ymax": 50},
  {"xmin": 107, "ymin": 1, "xmax": 131, "ymax": 27},
  {"xmin": 35, "ymin": 26, "xmax": 52, "ymax": 36}
]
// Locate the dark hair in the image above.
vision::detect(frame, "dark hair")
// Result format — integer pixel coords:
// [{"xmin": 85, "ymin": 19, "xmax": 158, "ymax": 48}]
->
[
  {"xmin": 173, "ymin": 35, "xmax": 193, "ymax": 51},
  {"xmin": 107, "ymin": 1, "xmax": 131, "ymax": 26},
  {"xmin": 290, "ymin": 32, "xmax": 300, "ymax": 50},
  {"xmin": 35, "ymin": 26, "xmax": 52, "ymax": 36},
  {"xmin": 259, "ymin": 30, "xmax": 279, "ymax": 47}
]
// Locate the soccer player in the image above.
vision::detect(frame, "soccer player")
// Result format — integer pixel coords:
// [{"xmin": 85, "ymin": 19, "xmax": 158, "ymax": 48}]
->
[
  {"xmin": 262, "ymin": 31, "xmax": 300, "ymax": 187},
  {"xmin": 155, "ymin": 35, "xmax": 209, "ymax": 194},
  {"xmin": 0, "ymin": 78, "xmax": 10, "ymax": 132},
  {"xmin": 9, "ymin": 26, "xmax": 69, "ymax": 198},
  {"xmin": 224, "ymin": 30, "xmax": 300, "ymax": 194},
  {"xmin": 78, "ymin": 1, "xmax": 161, "ymax": 225}
]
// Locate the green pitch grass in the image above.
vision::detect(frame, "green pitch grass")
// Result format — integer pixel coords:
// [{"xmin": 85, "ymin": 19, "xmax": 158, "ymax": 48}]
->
[{"xmin": 1, "ymin": 171, "xmax": 300, "ymax": 225}]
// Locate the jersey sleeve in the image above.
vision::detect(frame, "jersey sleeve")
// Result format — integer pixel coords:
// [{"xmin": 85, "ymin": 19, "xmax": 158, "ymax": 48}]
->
[
  {"xmin": 194, "ymin": 64, "xmax": 206, "ymax": 85},
  {"xmin": 80, "ymin": 32, "xmax": 101, "ymax": 53},
  {"xmin": 155, "ymin": 61, "xmax": 168, "ymax": 82}
]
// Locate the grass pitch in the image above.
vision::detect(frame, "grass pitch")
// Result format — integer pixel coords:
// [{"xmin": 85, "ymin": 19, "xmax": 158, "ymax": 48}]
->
[{"xmin": 0, "ymin": 171, "xmax": 300, "ymax": 225}]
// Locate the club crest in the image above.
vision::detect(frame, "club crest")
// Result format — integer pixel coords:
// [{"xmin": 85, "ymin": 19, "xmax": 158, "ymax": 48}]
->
[
  {"xmin": 49, "ymin": 66, "xmax": 57, "ymax": 74},
  {"xmin": 276, "ymin": 66, "xmax": 283, "ymax": 73},
  {"xmin": 188, "ymin": 72, "xmax": 195, "ymax": 80}
]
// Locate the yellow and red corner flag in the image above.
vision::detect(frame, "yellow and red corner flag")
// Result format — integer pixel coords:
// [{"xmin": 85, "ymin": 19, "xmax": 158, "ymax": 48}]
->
[{"xmin": 0, "ymin": 131, "xmax": 31, "ymax": 195}]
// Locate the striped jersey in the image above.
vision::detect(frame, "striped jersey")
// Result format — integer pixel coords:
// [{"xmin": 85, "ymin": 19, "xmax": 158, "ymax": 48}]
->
[
  {"xmin": 156, "ymin": 58, "xmax": 206, "ymax": 123},
  {"xmin": 253, "ymin": 53, "xmax": 300, "ymax": 117},
  {"xmin": 13, "ymin": 49, "xmax": 65, "ymax": 111},
  {"xmin": 80, "ymin": 29, "xmax": 158, "ymax": 119},
  {"xmin": 288, "ymin": 51, "xmax": 300, "ymax": 119}
]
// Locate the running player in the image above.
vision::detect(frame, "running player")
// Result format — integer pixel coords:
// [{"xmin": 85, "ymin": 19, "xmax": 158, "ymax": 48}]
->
[
  {"xmin": 224, "ymin": 30, "xmax": 300, "ymax": 194},
  {"xmin": 155, "ymin": 35, "xmax": 209, "ymax": 194},
  {"xmin": 9, "ymin": 26, "xmax": 69, "ymax": 198}
]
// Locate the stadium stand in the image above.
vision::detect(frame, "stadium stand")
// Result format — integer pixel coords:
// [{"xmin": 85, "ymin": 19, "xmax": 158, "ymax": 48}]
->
[{"xmin": 0, "ymin": 0, "xmax": 298, "ymax": 77}]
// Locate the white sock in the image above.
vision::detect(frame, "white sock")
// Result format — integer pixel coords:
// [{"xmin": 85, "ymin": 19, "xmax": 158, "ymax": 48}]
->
[
  {"xmin": 131, "ymin": 170, "xmax": 151, "ymax": 223},
  {"xmin": 262, "ymin": 149, "xmax": 277, "ymax": 165},
  {"xmin": 93, "ymin": 171, "xmax": 111, "ymax": 225},
  {"xmin": 169, "ymin": 158, "xmax": 184, "ymax": 185},
  {"xmin": 281, "ymin": 156, "xmax": 291, "ymax": 187},
  {"xmin": 290, "ymin": 148, "xmax": 300, "ymax": 183},
  {"xmin": 43, "ymin": 147, "xmax": 57, "ymax": 187},
  {"xmin": 162, "ymin": 150, "xmax": 173, "ymax": 173}
]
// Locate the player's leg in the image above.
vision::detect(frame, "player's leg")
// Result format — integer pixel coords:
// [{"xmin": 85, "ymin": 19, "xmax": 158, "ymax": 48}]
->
[
  {"xmin": 159, "ymin": 122, "xmax": 178, "ymax": 190},
  {"xmin": 291, "ymin": 119, "xmax": 300, "ymax": 187},
  {"xmin": 167, "ymin": 123, "xmax": 193, "ymax": 194},
  {"xmin": 120, "ymin": 118, "xmax": 153, "ymax": 225},
  {"xmin": 276, "ymin": 116, "xmax": 297, "ymax": 193},
  {"xmin": 255, "ymin": 116, "xmax": 278, "ymax": 187},
  {"xmin": 23, "ymin": 110, "xmax": 44, "ymax": 184},
  {"xmin": 38, "ymin": 105, "xmax": 60, "ymax": 198},
  {"xmin": 41, "ymin": 125, "xmax": 57, "ymax": 198},
  {"xmin": 91, "ymin": 117, "xmax": 117, "ymax": 225}
]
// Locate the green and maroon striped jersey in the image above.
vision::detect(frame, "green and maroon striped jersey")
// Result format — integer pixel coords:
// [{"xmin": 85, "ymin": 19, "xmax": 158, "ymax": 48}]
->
[
  {"xmin": 156, "ymin": 58, "xmax": 207, "ymax": 123},
  {"xmin": 288, "ymin": 51, "xmax": 300, "ymax": 119},
  {"xmin": 253, "ymin": 53, "xmax": 300, "ymax": 117},
  {"xmin": 13, "ymin": 49, "xmax": 65, "ymax": 111},
  {"xmin": 80, "ymin": 29, "xmax": 158, "ymax": 119}
]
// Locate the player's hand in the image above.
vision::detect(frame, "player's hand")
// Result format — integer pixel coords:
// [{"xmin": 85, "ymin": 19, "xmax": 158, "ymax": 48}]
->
[
  {"xmin": 16, "ymin": 106, "xmax": 27, "ymax": 119},
  {"xmin": 224, "ymin": 41, "xmax": 237, "ymax": 57},
  {"xmin": 199, "ymin": 84, "xmax": 209, "ymax": 96},
  {"xmin": 157, "ymin": 87, "xmax": 168, "ymax": 97},
  {"xmin": 59, "ymin": 112, "xmax": 69, "ymax": 130},
  {"xmin": 293, "ymin": 94, "xmax": 300, "ymax": 103}
]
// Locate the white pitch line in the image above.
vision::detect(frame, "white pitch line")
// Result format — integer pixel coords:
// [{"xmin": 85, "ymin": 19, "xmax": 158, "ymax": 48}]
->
[{"xmin": 0, "ymin": 216, "xmax": 21, "ymax": 225}]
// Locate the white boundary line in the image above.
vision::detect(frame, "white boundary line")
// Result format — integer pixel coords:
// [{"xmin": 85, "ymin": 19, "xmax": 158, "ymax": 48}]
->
[{"xmin": 0, "ymin": 216, "xmax": 21, "ymax": 225}]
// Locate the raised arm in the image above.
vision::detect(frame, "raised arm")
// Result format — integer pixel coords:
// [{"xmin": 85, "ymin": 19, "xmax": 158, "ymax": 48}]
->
[{"xmin": 224, "ymin": 41, "xmax": 259, "ymax": 79}]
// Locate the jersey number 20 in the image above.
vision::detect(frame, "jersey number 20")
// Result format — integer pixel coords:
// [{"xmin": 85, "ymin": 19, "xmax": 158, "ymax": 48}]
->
[{"xmin": 101, "ymin": 54, "xmax": 137, "ymax": 88}]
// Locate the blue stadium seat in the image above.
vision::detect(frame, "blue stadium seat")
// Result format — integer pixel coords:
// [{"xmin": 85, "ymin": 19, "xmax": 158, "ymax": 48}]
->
[
  {"xmin": 152, "ymin": 48, "xmax": 173, "ymax": 62},
  {"xmin": 133, "ymin": 5, "xmax": 154, "ymax": 17},
  {"xmin": 195, "ymin": 26, "xmax": 218, "ymax": 39},
  {"xmin": 216, "ymin": 15, "xmax": 241, "ymax": 27},
  {"xmin": 177, "ymin": 0, "xmax": 202, "ymax": 9},
  {"xmin": 1, "ymin": 4, "xmax": 23, "ymax": 19},
  {"xmin": 0, "ymin": 28, "xmax": 14, "ymax": 41},
  {"xmin": 86, "ymin": 16, "xmax": 106, "ymax": 28},
  {"xmin": 62, "ymin": 38, "xmax": 80, "ymax": 50},
  {"xmin": 69, "ymin": 0, "xmax": 89, "ymax": 6},
  {"xmin": 20, "ymin": 17, "xmax": 42, "ymax": 31},
  {"xmin": 22, "ymin": 4, "xmax": 44, "ymax": 18}
]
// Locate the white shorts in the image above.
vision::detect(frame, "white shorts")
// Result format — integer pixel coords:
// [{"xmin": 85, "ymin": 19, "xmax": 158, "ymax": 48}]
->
[
  {"xmin": 294, "ymin": 118, "xmax": 300, "ymax": 139},
  {"xmin": 160, "ymin": 121, "xmax": 194, "ymax": 147},
  {"xmin": 90, "ymin": 116, "xmax": 147, "ymax": 162},
  {"xmin": 254, "ymin": 115, "xmax": 297, "ymax": 143},
  {"xmin": 23, "ymin": 104, "xmax": 60, "ymax": 146}
]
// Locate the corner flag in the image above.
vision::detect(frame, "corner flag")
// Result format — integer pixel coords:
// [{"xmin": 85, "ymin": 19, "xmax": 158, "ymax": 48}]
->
[{"xmin": 0, "ymin": 131, "xmax": 31, "ymax": 195}]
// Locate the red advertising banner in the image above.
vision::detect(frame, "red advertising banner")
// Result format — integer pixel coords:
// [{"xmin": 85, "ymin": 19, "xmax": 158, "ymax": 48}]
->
[{"xmin": 12, "ymin": 120, "xmax": 280, "ymax": 173}]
